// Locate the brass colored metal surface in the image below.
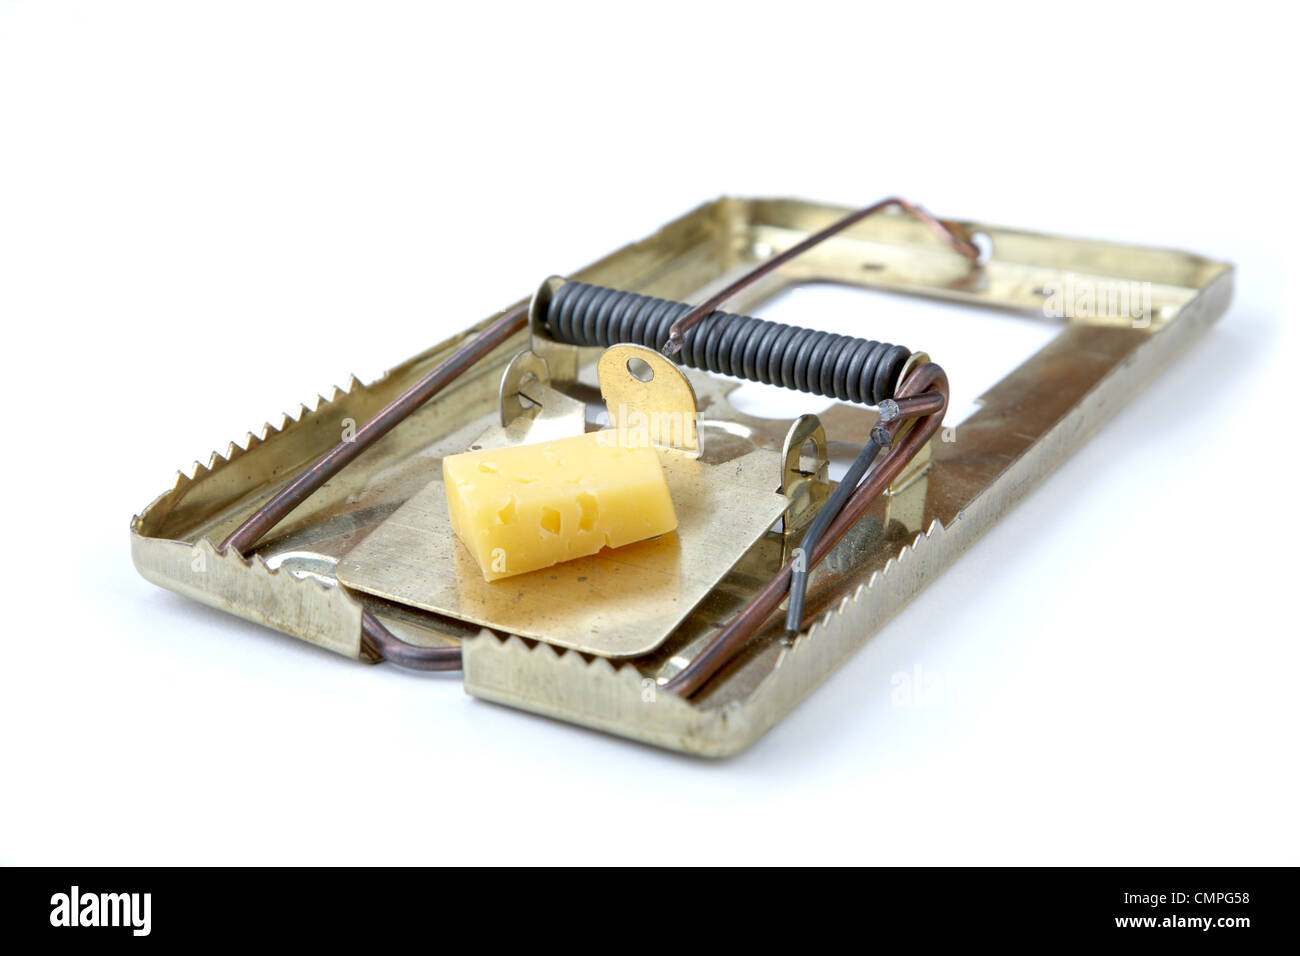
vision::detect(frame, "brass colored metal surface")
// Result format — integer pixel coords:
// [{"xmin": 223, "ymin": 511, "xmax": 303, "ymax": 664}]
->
[
  {"xmin": 498, "ymin": 349, "xmax": 551, "ymax": 428},
  {"xmin": 488, "ymin": 380, "xmax": 587, "ymax": 447},
  {"xmin": 130, "ymin": 196, "xmax": 1233, "ymax": 755},
  {"xmin": 597, "ymin": 343, "xmax": 700, "ymax": 455},
  {"xmin": 335, "ymin": 444, "xmax": 788, "ymax": 657},
  {"xmin": 779, "ymin": 413, "xmax": 830, "ymax": 561}
]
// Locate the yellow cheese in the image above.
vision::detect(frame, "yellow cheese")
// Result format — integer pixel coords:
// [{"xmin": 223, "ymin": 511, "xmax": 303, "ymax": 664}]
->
[{"xmin": 442, "ymin": 431, "xmax": 677, "ymax": 581}]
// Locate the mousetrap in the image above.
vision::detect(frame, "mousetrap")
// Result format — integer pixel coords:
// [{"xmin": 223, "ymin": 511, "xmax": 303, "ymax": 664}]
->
[{"xmin": 130, "ymin": 196, "xmax": 1233, "ymax": 755}]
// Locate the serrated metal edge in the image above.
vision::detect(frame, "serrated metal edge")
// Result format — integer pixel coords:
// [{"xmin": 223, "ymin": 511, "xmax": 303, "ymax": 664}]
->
[
  {"xmin": 132, "ymin": 374, "xmax": 376, "ymax": 657},
  {"xmin": 170, "ymin": 375, "xmax": 365, "ymax": 495},
  {"xmin": 130, "ymin": 535, "xmax": 366, "ymax": 658},
  {"xmin": 461, "ymin": 517, "xmax": 951, "ymax": 756},
  {"xmin": 463, "ymin": 633, "xmax": 730, "ymax": 753}
]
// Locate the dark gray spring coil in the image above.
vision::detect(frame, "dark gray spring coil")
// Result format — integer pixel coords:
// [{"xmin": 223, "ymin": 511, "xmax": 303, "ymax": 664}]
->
[{"xmin": 545, "ymin": 281, "xmax": 910, "ymax": 406}]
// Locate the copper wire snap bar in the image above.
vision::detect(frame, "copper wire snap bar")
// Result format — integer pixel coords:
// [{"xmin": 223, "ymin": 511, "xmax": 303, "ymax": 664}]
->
[{"xmin": 218, "ymin": 197, "xmax": 975, "ymax": 694}]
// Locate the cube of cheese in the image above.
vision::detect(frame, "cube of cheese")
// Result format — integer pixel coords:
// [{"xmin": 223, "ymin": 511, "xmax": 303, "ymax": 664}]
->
[{"xmin": 442, "ymin": 431, "xmax": 677, "ymax": 581}]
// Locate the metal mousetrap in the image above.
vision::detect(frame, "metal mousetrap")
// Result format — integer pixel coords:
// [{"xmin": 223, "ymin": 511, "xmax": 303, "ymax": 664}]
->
[{"xmin": 131, "ymin": 196, "xmax": 1233, "ymax": 756}]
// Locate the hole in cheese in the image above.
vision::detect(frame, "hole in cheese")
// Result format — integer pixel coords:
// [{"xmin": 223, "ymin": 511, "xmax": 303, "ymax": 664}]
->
[
  {"xmin": 497, "ymin": 496, "xmax": 516, "ymax": 524},
  {"xmin": 576, "ymin": 491, "xmax": 598, "ymax": 531},
  {"xmin": 540, "ymin": 506, "xmax": 562, "ymax": 536}
]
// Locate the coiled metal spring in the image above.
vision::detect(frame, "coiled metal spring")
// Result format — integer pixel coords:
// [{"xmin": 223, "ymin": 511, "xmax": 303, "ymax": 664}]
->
[{"xmin": 544, "ymin": 280, "xmax": 911, "ymax": 406}]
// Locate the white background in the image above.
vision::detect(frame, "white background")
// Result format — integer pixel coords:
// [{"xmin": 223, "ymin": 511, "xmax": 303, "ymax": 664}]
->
[{"xmin": 1, "ymin": 2, "xmax": 1295, "ymax": 865}]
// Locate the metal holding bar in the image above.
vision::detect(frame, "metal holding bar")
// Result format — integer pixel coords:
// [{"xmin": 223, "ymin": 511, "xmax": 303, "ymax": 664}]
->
[
  {"xmin": 220, "ymin": 303, "xmax": 529, "ymax": 557},
  {"xmin": 218, "ymin": 303, "xmax": 529, "ymax": 668},
  {"xmin": 662, "ymin": 362, "xmax": 949, "ymax": 698},
  {"xmin": 660, "ymin": 197, "xmax": 978, "ymax": 355}
]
